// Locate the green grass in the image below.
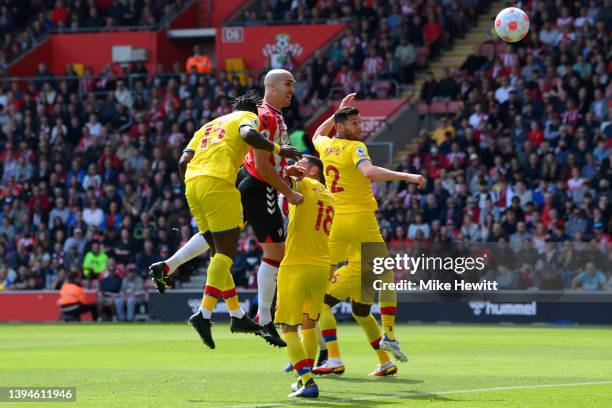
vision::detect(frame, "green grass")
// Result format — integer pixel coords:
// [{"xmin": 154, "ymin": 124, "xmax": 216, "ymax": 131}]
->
[{"xmin": 1, "ymin": 323, "xmax": 612, "ymax": 407}]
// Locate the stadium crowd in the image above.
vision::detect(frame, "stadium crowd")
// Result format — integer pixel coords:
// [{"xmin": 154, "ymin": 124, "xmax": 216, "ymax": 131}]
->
[
  {"xmin": 0, "ymin": 0, "xmax": 185, "ymax": 65},
  {"xmin": 0, "ymin": 0, "xmax": 611, "ymax": 322},
  {"xmin": 241, "ymin": 0, "xmax": 487, "ymax": 99},
  {"xmin": 410, "ymin": 0, "xmax": 611, "ymax": 288}
]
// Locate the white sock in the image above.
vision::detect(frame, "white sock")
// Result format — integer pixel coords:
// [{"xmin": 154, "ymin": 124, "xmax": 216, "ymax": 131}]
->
[
  {"xmin": 229, "ymin": 308, "xmax": 245, "ymax": 318},
  {"xmin": 166, "ymin": 233, "xmax": 210, "ymax": 273},
  {"xmin": 256, "ymin": 261, "xmax": 278, "ymax": 325},
  {"xmin": 327, "ymin": 358, "xmax": 343, "ymax": 366},
  {"xmin": 198, "ymin": 306, "xmax": 212, "ymax": 319}
]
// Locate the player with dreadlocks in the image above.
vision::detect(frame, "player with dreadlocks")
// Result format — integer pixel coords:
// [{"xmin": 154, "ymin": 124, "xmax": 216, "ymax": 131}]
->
[
  {"xmin": 151, "ymin": 71, "xmax": 300, "ymax": 349},
  {"xmin": 149, "ymin": 90, "xmax": 302, "ymax": 349}
]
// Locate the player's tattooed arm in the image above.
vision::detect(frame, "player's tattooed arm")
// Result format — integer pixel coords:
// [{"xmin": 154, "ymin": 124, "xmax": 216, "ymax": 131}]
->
[
  {"xmin": 178, "ymin": 150, "xmax": 194, "ymax": 184},
  {"xmin": 313, "ymin": 93, "xmax": 357, "ymax": 145}
]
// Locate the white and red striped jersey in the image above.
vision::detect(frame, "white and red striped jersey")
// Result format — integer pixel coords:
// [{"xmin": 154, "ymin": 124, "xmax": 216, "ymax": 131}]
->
[{"xmin": 243, "ymin": 101, "xmax": 289, "ymax": 182}]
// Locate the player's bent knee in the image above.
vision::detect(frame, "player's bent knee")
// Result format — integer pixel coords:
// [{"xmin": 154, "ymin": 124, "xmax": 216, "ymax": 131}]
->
[
  {"xmin": 324, "ymin": 294, "xmax": 341, "ymax": 308},
  {"xmin": 351, "ymin": 301, "xmax": 371, "ymax": 317},
  {"xmin": 302, "ymin": 315, "xmax": 316, "ymax": 329}
]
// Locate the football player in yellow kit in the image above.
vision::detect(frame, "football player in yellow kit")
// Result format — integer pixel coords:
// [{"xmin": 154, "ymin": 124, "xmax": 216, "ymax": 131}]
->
[
  {"xmin": 274, "ymin": 155, "xmax": 333, "ymax": 398},
  {"xmin": 312, "ymin": 93, "xmax": 425, "ymax": 376},
  {"xmin": 150, "ymin": 91, "xmax": 301, "ymax": 349}
]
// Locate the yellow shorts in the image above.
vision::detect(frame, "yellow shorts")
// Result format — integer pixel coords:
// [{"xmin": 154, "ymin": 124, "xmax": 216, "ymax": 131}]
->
[
  {"xmin": 328, "ymin": 211, "xmax": 386, "ymax": 265},
  {"xmin": 274, "ymin": 265, "xmax": 330, "ymax": 326},
  {"xmin": 185, "ymin": 176, "xmax": 243, "ymax": 234},
  {"xmin": 326, "ymin": 211, "xmax": 388, "ymax": 305}
]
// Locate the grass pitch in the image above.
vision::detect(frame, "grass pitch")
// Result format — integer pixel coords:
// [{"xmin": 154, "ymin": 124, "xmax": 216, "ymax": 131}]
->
[{"xmin": 2, "ymin": 323, "xmax": 612, "ymax": 407}]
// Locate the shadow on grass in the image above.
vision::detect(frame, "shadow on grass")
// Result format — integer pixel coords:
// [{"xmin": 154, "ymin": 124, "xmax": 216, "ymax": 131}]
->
[{"xmin": 319, "ymin": 375, "xmax": 424, "ymax": 385}]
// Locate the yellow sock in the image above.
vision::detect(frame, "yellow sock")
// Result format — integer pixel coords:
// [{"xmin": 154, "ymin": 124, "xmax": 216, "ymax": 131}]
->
[
  {"xmin": 378, "ymin": 267, "xmax": 398, "ymax": 341},
  {"xmin": 200, "ymin": 295, "xmax": 217, "ymax": 313},
  {"xmin": 222, "ymin": 269, "xmax": 242, "ymax": 316},
  {"xmin": 202, "ymin": 253, "xmax": 234, "ymax": 316},
  {"xmin": 354, "ymin": 314, "xmax": 391, "ymax": 365},
  {"xmin": 318, "ymin": 304, "xmax": 340, "ymax": 359},
  {"xmin": 283, "ymin": 331, "xmax": 314, "ymax": 384},
  {"xmin": 380, "ymin": 302, "xmax": 397, "ymax": 341},
  {"xmin": 301, "ymin": 327, "xmax": 318, "ymax": 368}
]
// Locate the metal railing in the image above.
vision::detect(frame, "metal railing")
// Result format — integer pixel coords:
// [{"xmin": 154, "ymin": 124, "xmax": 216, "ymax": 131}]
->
[{"xmin": 4, "ymin": 69, "xmax": 267, "ymax": 99}]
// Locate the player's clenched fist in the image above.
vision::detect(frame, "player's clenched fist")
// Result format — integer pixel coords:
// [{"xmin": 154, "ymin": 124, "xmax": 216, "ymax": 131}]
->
[{"xmin": 279, "ymin": 145, "xmax": 302, "ymax": 161}]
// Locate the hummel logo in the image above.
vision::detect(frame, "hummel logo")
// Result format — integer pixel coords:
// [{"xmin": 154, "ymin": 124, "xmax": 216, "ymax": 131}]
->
[{"xmin": 468, "ymin": 302, "xmax": 486, "ymax": 316}]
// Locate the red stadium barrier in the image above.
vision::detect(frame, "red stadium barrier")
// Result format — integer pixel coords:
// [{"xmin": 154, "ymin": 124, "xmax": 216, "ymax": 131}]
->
[
  {"xmin": 216, "ymin": 24, "xmax": 346, "ymax": 71},
  {"xmin": 306, "ymin": 99, "xmax": 408, "ymax": 140},
  {"xmin": 0, "ymin": 291, "xmax": 96, "ymax": 322}
]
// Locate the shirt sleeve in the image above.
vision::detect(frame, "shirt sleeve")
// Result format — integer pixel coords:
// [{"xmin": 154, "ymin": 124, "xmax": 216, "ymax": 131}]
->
[
  {"xmin": 313, "ymin": 137, "xmax": 328, "ymax": 152},
  {"xmin": 351, "ymin": 141, "xmax": 371, "ymax": 167},
  {"xmin": 259, "ymin": 109, "xmax": 277, "ymax": 140},
  {"xmin": 185, "ymin": 127, "xmax": 204, "ymax": 153},
  {"xmin": 238, "ymin": 111, "xmax": 259, "ymax": 130}
]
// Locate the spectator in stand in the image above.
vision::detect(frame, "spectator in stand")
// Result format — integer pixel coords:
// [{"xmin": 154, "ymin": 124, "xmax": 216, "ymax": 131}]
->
[
  {"xmin": 185, "ymin": 45, "xmax": 213, "ymax": 74},
  {"xmin": 114, "ymin": 265, "xmax": 145, "ymax": 321},
  {"xmin": 420, "ymin": 71, "xmax": 437, "ymax": 103},
  {"xmin": 82, "ymin": 241, "xmax": 108, "ymax": 282},
  {"xmin": 394, "ymin": 36, "xmax": 416, "ymax": 83},
  {"xmin": 571, "ymin": 261, "xmax": 608, "ymax": 290},
  {"xmin": 97, "ymin": 260, "xmax": 122, "ymax": 321}
]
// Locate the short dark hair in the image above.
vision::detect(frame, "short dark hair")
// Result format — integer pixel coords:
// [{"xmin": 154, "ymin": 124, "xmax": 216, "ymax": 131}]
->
[
  {"xmin": 231, "ymin": 90, "xmax": 262, "ymax": 114},
  {"xmin": 304, "ymin": 155, "xmax": 325, "ymax": 185},
  {"xmin": 333, "ymin": 106, "xmax": 359, "ymax": 124}
]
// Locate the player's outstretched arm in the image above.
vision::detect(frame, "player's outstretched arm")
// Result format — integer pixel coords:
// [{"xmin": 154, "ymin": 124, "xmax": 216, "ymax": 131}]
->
[
  {"xmin": 357, "ymin": 160, "xmax": 426, "ymax": 188},
  {"xmin": 313, "ymin": 93, "xmax": 357, "ymax": 145},
  {"xmin": 239, "ymin": 125, "xmax": 301, "ymax": 161}
]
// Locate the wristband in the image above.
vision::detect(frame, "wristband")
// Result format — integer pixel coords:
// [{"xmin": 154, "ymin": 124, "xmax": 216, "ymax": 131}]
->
[{"xmin": 273, "ymin": 144, "xmax": 281, "ymax": 154}]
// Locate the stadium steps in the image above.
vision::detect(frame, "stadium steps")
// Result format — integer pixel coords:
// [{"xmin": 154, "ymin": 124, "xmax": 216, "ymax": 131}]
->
[
  {"xmin": 394, "ymin": 0, "xmax": 505, "ymax": 161},
  {"xmin": 405, "ymin": 0, "xmax": 504, "ymax": 99}
]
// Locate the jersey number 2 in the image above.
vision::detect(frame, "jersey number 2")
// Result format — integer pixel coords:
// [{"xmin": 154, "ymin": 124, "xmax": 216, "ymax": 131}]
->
[
  {"xmin": 325, "ymin": 165, "xmax": 344, "ymax": 193},
  {"xmin": 315, "ymin": 200, "xmax": 333, "ymax": 236}
]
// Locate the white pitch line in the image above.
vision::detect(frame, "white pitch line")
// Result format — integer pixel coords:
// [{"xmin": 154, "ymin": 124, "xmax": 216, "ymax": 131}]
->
[{"xmin": 216, "ymin": 380, "xmax": 612, "ymax": 408}]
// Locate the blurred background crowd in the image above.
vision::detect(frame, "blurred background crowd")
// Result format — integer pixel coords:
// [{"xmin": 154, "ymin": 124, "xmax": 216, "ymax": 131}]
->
[{"xmin": 0, "ymin": 0, "xmax": 610, "ymax": 322}]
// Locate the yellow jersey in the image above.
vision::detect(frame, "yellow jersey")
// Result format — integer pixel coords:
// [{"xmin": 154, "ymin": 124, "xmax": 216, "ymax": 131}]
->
[
  {"xmin": 184, "ymin": 111, "xmax": 259, "ymax": 184},
  {"xmin": 282, "ymin": 177, "xmax": 334, "ymax": 267},
  {"xmin": 314, "ymin": 137, "xmax": 377, "ymax": 214}
]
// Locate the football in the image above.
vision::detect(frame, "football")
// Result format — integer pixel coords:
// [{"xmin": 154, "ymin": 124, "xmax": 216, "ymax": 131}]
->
[{"xmin": 495, "ymin": 7, "xmax": 530, "ymax": 42}]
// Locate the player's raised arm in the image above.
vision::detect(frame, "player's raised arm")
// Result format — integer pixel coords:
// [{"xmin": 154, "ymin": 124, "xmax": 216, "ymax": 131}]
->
[
  {"xmin": 313, "ymin": 93, "xmax": 357, "ymax": 145},
  {"xmin": 357, "ymin": 160, "xmax": 426, "ymax": 188}
]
